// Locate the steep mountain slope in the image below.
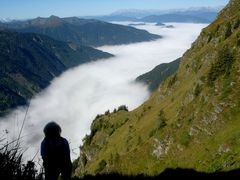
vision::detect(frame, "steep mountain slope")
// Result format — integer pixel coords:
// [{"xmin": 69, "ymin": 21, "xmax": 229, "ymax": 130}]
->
[
  {"xmin": 0, "ymin": 16, "xmax": 161, "ymax": 47},
  {"xmin": 75, "ymin": 0, "xmax": 240, "ymax": 177},
  {"xmin": 136, "ymin": 58, "xmax": 180, "ymax": 91},
  {"xmin": 0, "ymin": 29, "xmax": 112, "ymax": 115}
]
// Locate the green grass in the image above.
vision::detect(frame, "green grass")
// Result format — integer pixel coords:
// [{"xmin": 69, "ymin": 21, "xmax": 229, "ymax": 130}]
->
[{"xmin": 75, "ymin": 0, "xmax": 240, "ymax": 177}]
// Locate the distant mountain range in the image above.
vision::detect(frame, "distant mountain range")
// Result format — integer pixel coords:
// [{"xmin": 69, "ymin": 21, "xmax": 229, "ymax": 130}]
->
[
  {"xmin": 0, "ymin": 15, "xmax": 162, "ymax": 115},
  {"xmin": 0, "ymin": 29, "xmax": 112, "ymax": 115},
  {"xmin": 0, "ymin": 16, "xmax": 161, "ymax": 47},
  {"xmin": 141, "ymin": 11, "xmax": 218, "ymax": 23},
  {"xmin": 82, "ymin": 7, "xmax": 223, "ymax": 23},
  {"xmin": 110, "ymin": 7, "xmax": 223, "ymax": 18},
  {"xmin": 82, "ymin": 15, "xmax": 139, "ymax": 22}
]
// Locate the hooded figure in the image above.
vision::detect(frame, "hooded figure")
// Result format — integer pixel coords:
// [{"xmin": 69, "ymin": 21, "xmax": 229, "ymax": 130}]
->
[{"xmin": 41, "ymin": 122, "xmax": 72, "ymax": 180}]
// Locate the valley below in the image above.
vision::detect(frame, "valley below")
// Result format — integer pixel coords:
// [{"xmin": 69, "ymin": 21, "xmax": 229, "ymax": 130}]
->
[{"xmin": 0, "ymin": 22, "xmax": 207, "ymax": 165}]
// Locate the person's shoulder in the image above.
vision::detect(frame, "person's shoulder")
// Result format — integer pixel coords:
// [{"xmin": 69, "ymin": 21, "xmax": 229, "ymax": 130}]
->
[
  {"xmin": 41, "ymin": 137, "xmax": 47, "ymax": 145},
  {"xmin": 60, "ymin": 137, "xmax": 69, "ymax": 144}
]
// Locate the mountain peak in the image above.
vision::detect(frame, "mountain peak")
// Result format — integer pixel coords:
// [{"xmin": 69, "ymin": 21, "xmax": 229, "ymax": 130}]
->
[
  {"xmin": 218, "ymin": 0, "xmax": 240, "ymax": 18},
  {"xmin": 30, "ymin": 15, "xmax": 63, "ymax": 27},
  {"xmin": 49, "ymin": 15, "xmax": 60, "ymax": 19}
]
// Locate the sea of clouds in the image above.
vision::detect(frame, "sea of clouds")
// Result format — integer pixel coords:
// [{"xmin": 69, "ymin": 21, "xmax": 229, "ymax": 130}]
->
[{"xmin": 0, "ymin": 22, "xmax": 207, "ymax": 163}]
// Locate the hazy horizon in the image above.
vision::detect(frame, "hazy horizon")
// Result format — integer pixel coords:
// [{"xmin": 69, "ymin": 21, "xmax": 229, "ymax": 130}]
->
[{"xmin": 0, "ymin": 0, "xmax": 229, "ymax": 20}]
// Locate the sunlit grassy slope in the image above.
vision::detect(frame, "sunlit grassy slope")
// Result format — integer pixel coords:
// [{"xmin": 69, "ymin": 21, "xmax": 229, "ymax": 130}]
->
[{"xmin": 75, "ymin": 0, "xmax": 240, "ymax": 177}]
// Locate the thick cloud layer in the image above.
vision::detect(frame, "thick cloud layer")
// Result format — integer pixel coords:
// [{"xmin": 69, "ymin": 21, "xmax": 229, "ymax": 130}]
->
[{"xmin": 0, "ymin": 23, "xmax": 207, "ymax": 163}]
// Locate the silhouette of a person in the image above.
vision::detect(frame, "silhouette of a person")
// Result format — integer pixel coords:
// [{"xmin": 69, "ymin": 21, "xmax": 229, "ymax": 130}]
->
[{"xmin": 41, "ymin": 122, "xmax": 72, "ymax": 180}]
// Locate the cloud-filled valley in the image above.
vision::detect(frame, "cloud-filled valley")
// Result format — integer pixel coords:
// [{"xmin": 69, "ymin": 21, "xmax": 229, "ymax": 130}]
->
[{"xmin": 0, "ymin": 22, "xmax": 207, "ymax": 162}]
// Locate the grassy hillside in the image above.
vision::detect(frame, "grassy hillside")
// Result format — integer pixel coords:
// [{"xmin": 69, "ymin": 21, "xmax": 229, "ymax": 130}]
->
[
  {"xmin": 0, "ymin": 16, "xmax": 161, "ymax": 47},
  {"xmin": 75, "ymin": 0, "xmax": 240, "ymax": 177},
  {"xmin": 0, "ymin": 29, "xmax": 112, "ymax": 115}
]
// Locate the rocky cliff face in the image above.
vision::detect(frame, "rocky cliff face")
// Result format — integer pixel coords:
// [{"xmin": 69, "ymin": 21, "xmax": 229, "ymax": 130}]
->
[{"xmin": 75, "ymin": 0, "xmax": 240, "ymax": 177}]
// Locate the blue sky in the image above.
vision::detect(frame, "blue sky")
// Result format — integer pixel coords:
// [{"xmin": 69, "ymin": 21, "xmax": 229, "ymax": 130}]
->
[{"xmin": 0, "ymin": 0, "xmax": 229, "ymax": 19}]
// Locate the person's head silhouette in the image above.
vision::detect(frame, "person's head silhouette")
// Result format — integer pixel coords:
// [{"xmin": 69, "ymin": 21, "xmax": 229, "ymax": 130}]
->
[{"xmin": 43, "ymin": 121, "xmax": 61, "ymax": 138}]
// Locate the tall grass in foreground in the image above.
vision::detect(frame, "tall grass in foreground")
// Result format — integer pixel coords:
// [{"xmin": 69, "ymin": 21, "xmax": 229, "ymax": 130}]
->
[
  {"xmin": 0, "ymin": 104, "xmax": 43, "ymax": 180},
  {"xmin": 0, "ymin": 130, "xmax": 43, "ymax": 180}
]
